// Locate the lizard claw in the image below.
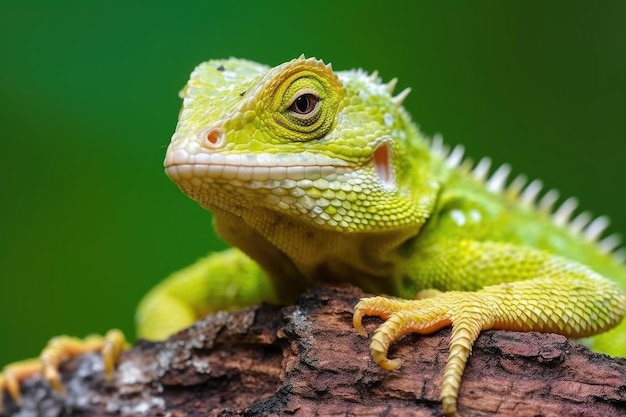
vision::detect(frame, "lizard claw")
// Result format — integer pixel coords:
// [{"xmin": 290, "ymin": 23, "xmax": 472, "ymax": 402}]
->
[
  {"xmin": 0, "ymin": 360, "xmax": 42, "ymax": 407},
  {"xmin": 352, "ymin": 305, "xmax": 369, "ymax": 337},
  {"xmin": 0, "ymin": 329, "xmax": 128, "ymax": 409},
  {"xmin": 354, "ymin": 292, "xmax": 487, "ymax": 417},
  {"xmin": 353, "ymin": 296, "xmax": 415, "ymax": 338},
  {"xmin": 101, "ymin": 329, "xmax": 127, "ymax": 380}
]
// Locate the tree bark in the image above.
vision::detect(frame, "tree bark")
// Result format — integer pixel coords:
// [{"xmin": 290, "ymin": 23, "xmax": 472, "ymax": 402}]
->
[{"xmin": 2, "ymin": 285, "xmax": 626, "ymax": 417}]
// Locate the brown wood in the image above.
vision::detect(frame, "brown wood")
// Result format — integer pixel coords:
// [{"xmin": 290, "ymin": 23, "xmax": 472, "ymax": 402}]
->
[{"xmin": 2, "ymin": 285, "xmax": 626, "ymax": 417}]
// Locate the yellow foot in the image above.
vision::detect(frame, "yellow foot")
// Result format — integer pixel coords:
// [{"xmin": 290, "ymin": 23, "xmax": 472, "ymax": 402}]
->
[
  {"xmin": 353, "ymin": 292, "xmax": 491, "ymax": 417},
  {"xmin": 0, "ymin": 329, "xmax": 127, "ymax": 408}
]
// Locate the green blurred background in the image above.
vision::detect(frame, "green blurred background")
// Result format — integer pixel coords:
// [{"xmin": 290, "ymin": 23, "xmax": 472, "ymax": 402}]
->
[{"xmin": 1, "ymin": 2, "xmax": 625, "ymax": 365}]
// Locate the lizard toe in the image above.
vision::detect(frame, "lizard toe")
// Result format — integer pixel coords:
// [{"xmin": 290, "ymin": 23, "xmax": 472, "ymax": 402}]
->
[{"xmin": 0, "ymin": 329, "xmax": 128, "ymax": 409}]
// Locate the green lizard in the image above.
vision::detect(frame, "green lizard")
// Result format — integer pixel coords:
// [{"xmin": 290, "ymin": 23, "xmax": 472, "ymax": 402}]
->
[{"xmin": 2, "ymin": 56, "xmax": 626, "ymax": 416}]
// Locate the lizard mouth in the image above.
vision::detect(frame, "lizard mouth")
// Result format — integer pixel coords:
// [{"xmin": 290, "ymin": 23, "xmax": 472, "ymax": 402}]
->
[
  {"xmin": 165, "ymin": 139, "xmax": 396, "ymax": 193},
  {"xmin": 164, "ymin": 146, "xmax": 355, "ymax": 184}
]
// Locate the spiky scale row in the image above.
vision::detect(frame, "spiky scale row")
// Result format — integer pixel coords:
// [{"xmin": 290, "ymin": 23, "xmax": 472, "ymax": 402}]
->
[{"xmin": 432, "ymin": 135, "xmax": 623, "ymax": 258}]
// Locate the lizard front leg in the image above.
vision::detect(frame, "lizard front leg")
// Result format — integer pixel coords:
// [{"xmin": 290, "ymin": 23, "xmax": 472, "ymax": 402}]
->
[
  {"xmin": 135, "ymin": 247, "xmax": 279, "ymax": 340},
  {"xmin": 354, "ymin": 239, "xmax": 626, "ymax": 417},
  {"xmin": 0, "ymin": 330, "xmax": 126, "ymax": 408}
]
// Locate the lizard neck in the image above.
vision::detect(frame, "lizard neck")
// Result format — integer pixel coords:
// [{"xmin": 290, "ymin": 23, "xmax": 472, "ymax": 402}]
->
[{"xmin": 213, "ymin": 207, "xmax": 422, "ymax": 297}]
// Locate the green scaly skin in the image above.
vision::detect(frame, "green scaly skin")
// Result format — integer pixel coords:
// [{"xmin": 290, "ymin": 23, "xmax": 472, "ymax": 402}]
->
[{"xmin": 158, "ymin": 56, "xmax": 626, "ymax": 416}]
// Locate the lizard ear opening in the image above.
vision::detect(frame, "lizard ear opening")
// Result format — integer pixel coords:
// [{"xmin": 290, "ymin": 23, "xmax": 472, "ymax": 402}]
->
[{"xmin": 374, "ymin": 142, "xmax": 395, "ymax": 190}]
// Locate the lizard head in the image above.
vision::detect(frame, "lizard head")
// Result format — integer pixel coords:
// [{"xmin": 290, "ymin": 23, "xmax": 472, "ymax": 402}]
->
[{"xmin": 165, "ymin": 56, "xmax": 437, "ymax": 235}]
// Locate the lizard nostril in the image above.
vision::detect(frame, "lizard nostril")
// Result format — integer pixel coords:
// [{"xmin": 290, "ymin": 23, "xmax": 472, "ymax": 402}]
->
[{"xmin": 203, "ymin": 128, "xmax": 224, "ymax": 148}]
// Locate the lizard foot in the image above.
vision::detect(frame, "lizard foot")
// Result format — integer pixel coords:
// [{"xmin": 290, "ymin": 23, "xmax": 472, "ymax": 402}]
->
[
  {"xmin": 354, "ymin": 292, "xmax": 492, "ymax": 417},
  {"xmin": 0, "ymin": 329, "xmax": 127, "ymax": 409}
]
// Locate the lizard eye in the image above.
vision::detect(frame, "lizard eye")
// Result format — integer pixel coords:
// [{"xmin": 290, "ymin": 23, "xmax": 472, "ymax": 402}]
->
[
  {"xmin": 265, "ymin": 60, "xmax": 344, "ymax": 141},
  {"xmin": 286, "ymin": 90, "xmax": 321, "ymax": 124},
  {"xmin": 289, "ymin": 93, "xmax": 319, "ymax": 115}
]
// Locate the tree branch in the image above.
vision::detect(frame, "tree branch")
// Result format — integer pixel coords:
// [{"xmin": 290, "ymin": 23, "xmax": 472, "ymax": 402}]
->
[{"xmin": 3, "ymin": 285, "xmax": 626, "ymax": 416}]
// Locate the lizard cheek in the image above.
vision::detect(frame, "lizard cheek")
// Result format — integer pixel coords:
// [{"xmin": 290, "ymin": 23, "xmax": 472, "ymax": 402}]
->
[{"xmin": 374, "ymin": 142, "xmax": 396, "ymax": 190}]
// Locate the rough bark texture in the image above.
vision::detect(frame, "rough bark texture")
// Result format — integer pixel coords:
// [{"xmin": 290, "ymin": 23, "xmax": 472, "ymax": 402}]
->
[{"xmin": 2, "ymin": 285, "xmax": 626, "ymax": 417}]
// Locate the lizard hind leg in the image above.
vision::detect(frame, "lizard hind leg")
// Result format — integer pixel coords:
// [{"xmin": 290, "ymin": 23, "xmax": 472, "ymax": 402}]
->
[{"xmin": 0, "ymin": 329, "xmax": 127, "ymax": 408}]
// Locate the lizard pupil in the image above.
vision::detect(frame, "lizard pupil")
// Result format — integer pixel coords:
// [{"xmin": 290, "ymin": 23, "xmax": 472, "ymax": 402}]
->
[{"xmin": 291, "ymin": 94, "xmax": 318, "ymax": 114}]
